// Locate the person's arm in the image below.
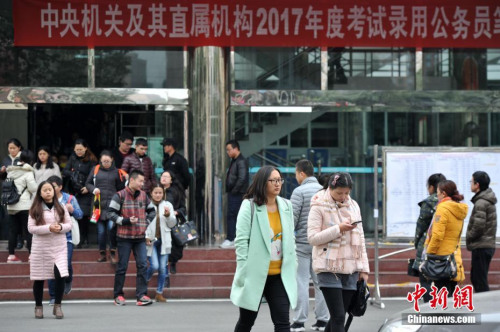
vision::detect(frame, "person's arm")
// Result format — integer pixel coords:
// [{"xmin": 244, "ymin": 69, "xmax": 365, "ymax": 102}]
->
[
  {"xmin": 108, "ymin": 193, "xmax": 131, "ymax": 226},
  {"xmin": 28, "ymin": 214, "xmax": 51, "ymax": 235},
  {"xmin": 145, "ymin": 196, "xmax": 156, "ymax": 225},
  {"xmin": 164, "ymin": 201, "xmax": 177, "ymax": 228},
  {"xmin": 26, "ymin": 172, "xmax": 38, "ymax": 195},
  {"xmin": 426, "ymin": 209, "xmax": 448, "ymax": 254},
  {"xmin": 62, "ymin": 156, "xmax": 73, "ymax": 178},
  {"xmin": 69, "ymin": 195, "xmax": 84, "ymax": 220},
  {"xmin": 85, "ymin": 166, "xmax": 96, "ymax": 193},
  {"xmin": 179, "ymin": 157, "xmax": 190, "ymax": 189},
  {"xmin": 290, "ymin": 188, "xmax": 303, "ymax": 229},
  {"xmin": 234, "ymin": 199, "xmax": 252, "ymax": 261},
  {"xmin": 466, "ymin": 202, "xmax": 487, "ymax": 243},
  {"xmin": 121, "ymin": 156, "xmax": 131, "ymax": 173},
  {"xmin": 414, "ymin": 201, "xmax": 434, "ymax": 248},
  {"xmin": 307, "ymin": 204, "xmax": 342, "ymax": 246},
  {"xmin": 231, "ymin": 158, "xmax": 247, "ymax": 194}
]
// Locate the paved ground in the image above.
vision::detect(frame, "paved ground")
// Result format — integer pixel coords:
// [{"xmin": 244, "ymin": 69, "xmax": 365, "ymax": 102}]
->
[{"xmin": 0, "ymin": 298, "xmax": 408, "ymax": 332}]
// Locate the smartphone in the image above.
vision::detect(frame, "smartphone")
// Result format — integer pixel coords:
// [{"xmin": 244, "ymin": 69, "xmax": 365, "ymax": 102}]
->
[{"xmin": 351, "ymin": 220, "xmax": 363, "ymax": 225}]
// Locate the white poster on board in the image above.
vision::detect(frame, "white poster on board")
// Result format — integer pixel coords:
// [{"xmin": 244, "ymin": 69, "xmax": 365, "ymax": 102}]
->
[{"xmin": 384, "ymin": 149, "xmax": 500, "ymax": 238}]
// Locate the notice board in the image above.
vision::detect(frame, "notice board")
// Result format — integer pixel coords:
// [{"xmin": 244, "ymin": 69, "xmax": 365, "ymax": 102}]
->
[{"xmin": 383, "ymin": 147, "xmax": 500, "ymax": 238}]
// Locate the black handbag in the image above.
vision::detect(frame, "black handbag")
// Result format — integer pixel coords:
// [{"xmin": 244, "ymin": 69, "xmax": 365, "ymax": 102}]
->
[
  {"xmin": 407, "ymin": 258, "xmax": 419, "ymax": 277},
  {"xmin": 419, "ymin": 253, "xmax": 457, "ymax": 281},
  {"xmin": 171, "ymin": 213, "xmax": 199, "ymax": 246},
  {"xmin": 345, "ymin": 279, "xmax": 370, "ymax": 331}
]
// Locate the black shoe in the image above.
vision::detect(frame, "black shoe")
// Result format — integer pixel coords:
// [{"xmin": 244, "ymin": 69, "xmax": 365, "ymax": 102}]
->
[
  {"xmin": 170, "ymin": 264, "xmax": 176, "ymax": 275},
  {"xmin": 16, "ymin": 241, "xmax": 23, "ymax": 250}
]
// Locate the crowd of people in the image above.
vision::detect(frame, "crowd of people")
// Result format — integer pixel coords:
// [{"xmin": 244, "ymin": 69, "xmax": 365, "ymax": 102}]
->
[
  {"xmin": 0, "ymin": 133, "xmax": 190, "ymax": 318},
  {"xmin": 1, "ymin": 135, "xmax": 497, "ymax": 330}
]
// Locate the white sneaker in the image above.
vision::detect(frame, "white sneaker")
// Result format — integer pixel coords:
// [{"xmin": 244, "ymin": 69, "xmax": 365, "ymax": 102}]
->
[{"xmin": 220, "ymin": 240, "xmax": 235, "ymax": 248}]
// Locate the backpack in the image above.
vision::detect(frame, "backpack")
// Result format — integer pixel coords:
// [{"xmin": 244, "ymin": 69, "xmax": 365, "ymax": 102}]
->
[
  {"xmin": 93, "ymin": 165, "xmax": 127, "ymax": 185},
  {"xmin": 1, "ymin": 179, "xmax": 25, "ymax": 206}
]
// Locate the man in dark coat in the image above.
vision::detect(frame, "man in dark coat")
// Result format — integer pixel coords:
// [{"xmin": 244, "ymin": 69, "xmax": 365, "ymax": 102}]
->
[
  {"xmin": 111, "ymin": 131, "xmax": 134, "ymax": 169},
  {"xmin": 161, "ymin": 138, "xmax": 190, "ymax": 190},
  {"xmin": 467, "ymin": 171, "xmax": 497, "ymax": 292},
  {"xmin": 221, "ymin": 140, "xmax": 248, "ymax": 248}
]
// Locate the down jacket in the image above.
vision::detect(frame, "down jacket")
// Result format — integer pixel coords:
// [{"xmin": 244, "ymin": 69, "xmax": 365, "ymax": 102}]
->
[
  {"xmin": 6, "ymin": 163, "xmax": 38, "ymax": 213},
  {"xmin": 307, "ymin": 189, "xmax": 370, "ymax": 275},
  {"xmin": 466, "ymin": 188, "xmax": 497, "ymax": 250},
  {"xmin": 85, "ymin": 164, "xmax": 126, "ymax": 222},
  {"xmin": 290, "ymin": 176, "xmax": 322, "ymax": 256},
  {"xmin": 63, "ymin": 154, "xmax": 96, "ymax": 216},
  {"xmin": 28, "ymin": 204, "xmax": 72, "ymax": 280},
  {"xmin": 424, "ymin": 198, "xmax": 468, "ymax": 283},
  {"xmin": 226, "ymin": 153, "xmax": 249, "ymax": 195},
  {"xmin": 145, "ymin": 200, "xmax": 177, "ymax": 256},
  {"xmin": 121, "ymin": 153, "xmax": 155, "ymax": 193}
]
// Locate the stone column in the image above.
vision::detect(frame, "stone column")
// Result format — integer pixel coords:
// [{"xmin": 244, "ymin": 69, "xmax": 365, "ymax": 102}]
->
[{"xmin": 191, "ymin": 47, "xmax": 228, "ymax": 244}]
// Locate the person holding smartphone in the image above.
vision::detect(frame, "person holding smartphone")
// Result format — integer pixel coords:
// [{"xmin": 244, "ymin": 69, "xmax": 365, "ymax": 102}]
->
[{"xmin": 307, "ymin": 172, "xmax": 369, "ymax": 332}]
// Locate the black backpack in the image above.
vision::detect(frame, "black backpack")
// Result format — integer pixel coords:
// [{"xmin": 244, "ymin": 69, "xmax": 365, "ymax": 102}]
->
[{"xmin": 1, "ymin": 179, "xmax": 25, "ymax": 206}]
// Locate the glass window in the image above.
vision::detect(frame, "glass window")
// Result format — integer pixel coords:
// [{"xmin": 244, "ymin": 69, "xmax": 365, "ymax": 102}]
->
[
  {"xmin": 95, "ymin": 49, "xmax": 184, "ymax": 88},
  {"xmin": 234, "ymin": 47, "xmax": 321, "ymax": 89},
  {"xmin": 328, "ymin": 48, "xmax": 415, "ymax": 90}
]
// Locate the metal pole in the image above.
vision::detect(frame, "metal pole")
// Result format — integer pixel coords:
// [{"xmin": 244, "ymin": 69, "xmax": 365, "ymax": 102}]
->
[{"xmin": 372, "ymin": 144, "xmax": 385, "ymax": 309}]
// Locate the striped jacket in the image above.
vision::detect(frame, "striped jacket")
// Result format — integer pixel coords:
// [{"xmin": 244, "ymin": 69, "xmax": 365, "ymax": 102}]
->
[{"xmin": 108, "ymin": 186, "xmax": 156, "ymax": 239}]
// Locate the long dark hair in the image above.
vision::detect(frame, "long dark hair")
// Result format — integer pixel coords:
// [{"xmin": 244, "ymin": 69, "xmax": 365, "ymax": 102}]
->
[
  {"xmin": 244, "ymin": 166, "xmax": 282, "ymax": 206},
  {"xmin": 74, "ymin": 139, "xmax": 97, "ymax": 163},
  {"xmin": 29, "ymin": 181, "xmax": 66, "ymax": 226},
  {"xmin": 438, "ymin": 180, "xmax": 464, "ymax": 202},
  {"xmin": 35, "ymin": 146, "xmax": 55, "ymax": 170}
]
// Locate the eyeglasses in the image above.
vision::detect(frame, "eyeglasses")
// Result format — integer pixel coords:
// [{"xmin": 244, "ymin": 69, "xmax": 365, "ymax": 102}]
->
[{"xmin": 268, "ymin": 178, "xmax": 285, "ymax": 185}]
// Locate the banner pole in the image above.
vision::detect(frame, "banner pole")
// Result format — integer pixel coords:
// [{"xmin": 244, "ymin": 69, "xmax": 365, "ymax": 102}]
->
[{"xmin": 372, "ymin": 144, "xmax": 385, "ymax": 309}]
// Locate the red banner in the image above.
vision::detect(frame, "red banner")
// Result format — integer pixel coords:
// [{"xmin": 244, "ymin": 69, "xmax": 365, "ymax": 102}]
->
[{"xmin": 13, "ymin": 0, "xmax": 500, "ymax": 48}]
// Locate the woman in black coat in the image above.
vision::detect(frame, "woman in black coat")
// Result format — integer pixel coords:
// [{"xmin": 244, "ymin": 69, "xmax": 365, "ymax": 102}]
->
[
  {"xmin": 85, "ymin": 150, "xmax": 126, "ymax": 263},
  {"xmin": 160, "ymin": 170, "xmax": 186, "ymax": 275},
  {"xmin": 62, "ymin": 139, "xmax": 97, "ymax": 248}
]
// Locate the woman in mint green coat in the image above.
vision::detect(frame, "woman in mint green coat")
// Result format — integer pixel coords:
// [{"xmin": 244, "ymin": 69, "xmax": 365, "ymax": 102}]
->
[{"xmin": 230, "ymin": 166, "xmax": 298, "ymax": 332}]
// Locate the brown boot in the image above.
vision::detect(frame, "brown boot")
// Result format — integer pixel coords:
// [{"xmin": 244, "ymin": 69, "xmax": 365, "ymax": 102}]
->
[
  {"xmin": 155, "ymin": 293, "xmax": 167, "ymax": 302},
  {"xmin": 97, "ymin": 251, "xmax": 107, "ymax": 262},
  {"xmin": 35, "ymin": 306, "xmax": 43, "ymax": 319},
  {"xmin": 109, "ymin": 249, "xmax": 118, "ymax": 265},
  {"xmin": 53, "ymin": 304, "xmax": 63, "ymax": 319}
]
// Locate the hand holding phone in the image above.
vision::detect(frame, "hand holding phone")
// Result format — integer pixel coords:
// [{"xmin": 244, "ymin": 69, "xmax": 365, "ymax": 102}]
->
[{"xmin": 351, "ymin": 220, "xmax": 362, "ymax": 225}]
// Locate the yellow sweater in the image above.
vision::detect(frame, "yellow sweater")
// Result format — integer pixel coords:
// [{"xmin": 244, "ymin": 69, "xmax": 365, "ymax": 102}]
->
[{"xmin": 268, "ymin": 211, "xmax": 283, "ymax": 275}]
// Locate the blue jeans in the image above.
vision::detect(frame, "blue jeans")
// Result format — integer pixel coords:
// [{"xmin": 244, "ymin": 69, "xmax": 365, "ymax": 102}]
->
[
  {"xmin": 146, "ymin": 239, "xmax": 169, "ymax": 294},
  {"xmin": 97, "ymin": 220, "xmax": 115, "ymax": 251},
  {"xmin": 113, "ymin": 238, "xmax": 148, "ymax": 299},
  {"xmin": 49, "ymin": 242, "xmax": 73, "ymax": 299},
  {"xmin": 227, "ymin": 193, "xmax": 243, "ymax": 241}
]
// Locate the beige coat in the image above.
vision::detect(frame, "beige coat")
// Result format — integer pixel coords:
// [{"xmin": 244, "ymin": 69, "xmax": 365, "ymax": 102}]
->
[
  {"xmin": 307, "ymin": 189, "xmax": 370, "ymax": 275},
  {"xmin": 6, "ymin": 163, "xmax": 38, "ymax": 213},
  {"xmin": 28, "ymin": 205, "xmax": 72, "ymax": 280}
]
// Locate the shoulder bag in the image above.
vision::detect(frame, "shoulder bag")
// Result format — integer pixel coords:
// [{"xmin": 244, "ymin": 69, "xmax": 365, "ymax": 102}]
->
[{"xmin": 171, "ymin": 211, "xmax": 199, "ymax": 246}]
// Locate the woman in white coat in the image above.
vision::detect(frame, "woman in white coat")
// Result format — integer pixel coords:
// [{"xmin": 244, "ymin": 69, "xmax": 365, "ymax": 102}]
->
[
  {"xmin": 28, "ymin": 180, "xmax": 72, "ymax": 319},
  {"xmin": 145, "ymin": 185, "xmax": 177, "ymax": 302}
]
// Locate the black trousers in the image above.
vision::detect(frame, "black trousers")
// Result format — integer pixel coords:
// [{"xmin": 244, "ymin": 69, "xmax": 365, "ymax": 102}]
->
[
  {"xmin": 471, "ymin": 248, "xmax": 495, "ymax": 293},
  {"xmin": 33, "ymin": 265, "xmax": 65, "ymax": 306},
  {"xmin": 235, "ymin": 274, "xmax": 291, "ymax": 332},
  {"xmin": 320, "ymin": 287, "xmax": 355, "ymax": 332},
  {"xmin": 8, "ymin": 211, "xmax": 31, "ymax": 255},
  {"xmin": 433, "ymin": 279, "xmax": 457, "ymax": 296}
]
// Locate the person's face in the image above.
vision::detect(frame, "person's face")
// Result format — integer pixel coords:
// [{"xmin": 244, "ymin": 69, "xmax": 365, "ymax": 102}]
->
[
  {"xmin": 330, "ymin": 187, "xmax": 350, "ymax": 202},
  {"xmin": 8, "ymin": 143, "xmax": 20, "ymax": 157},
  {"xmin": 135, "ymin": 144, "xmax": 148, "ymax": 157},
  {"xmin": 160, "ymin": 172, "xmax": 172, "ymax": 187},
  {"xmin": 151, "ymin": 187, "xmax": 164, "ymax": 202},
  {"xmin": 226, "ymin": 144, "xmax": 237, "ymax": 159},
  {"xmin": 130, "ymin": 174, "xmax": 145, "ymax": 191},
  {"xmin": 51, "ymin": 182, "xmax": 62, "ymax": 195},
  {"xmin": 100, "ymin": 155, "xmax": 113, "ymax": 169},
  {"xmin": 163, "ymin": 144, "xmax": 173, "ymax": 155},
  {"xmin": 427, "ymin": 184, "xmax": 435, "ymax": 195},
  {"xmin": 295, "ymin": 168, "xmax": 305, "ymax": 185},
  {"xmin": 41, "ymin": 183, "xmax": 55, "ymax": 202},
  {"xmin": 437, "ymin": 187, "xmax": 446, "ymax": 201},
  {"xmin": 74, "ymin": 144, "xmax": 87, "ymax": 158},
  {"xmin": 38, "ymin": 150, "xmax": 49, "ymax": 164},
  {"xmin": 119, "ymin": 139, "xmax": 133, "ymax": 153},
  {"xmin": 266, "ymin": 170, "xmax": 283, "ymax": 198},
  {"xmin": 470, "ymin": 177, "xmax": 480, "ymax": 193}
]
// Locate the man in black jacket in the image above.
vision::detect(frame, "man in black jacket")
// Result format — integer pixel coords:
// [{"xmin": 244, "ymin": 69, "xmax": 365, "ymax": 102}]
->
[
  {"xmin": 467, "ymin": 171, "xmax": 497, "ymax": 293},
  {"xmin": 161, "ymin": 138, "xmax": 190, "ymax": 190},
  {"xmin": 111, "ymin": 131, "xmax": 134, "ymax": 169},
  {"xmin": 221, "ymin": 140, "xmax": 249, "ymax": 248}
]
